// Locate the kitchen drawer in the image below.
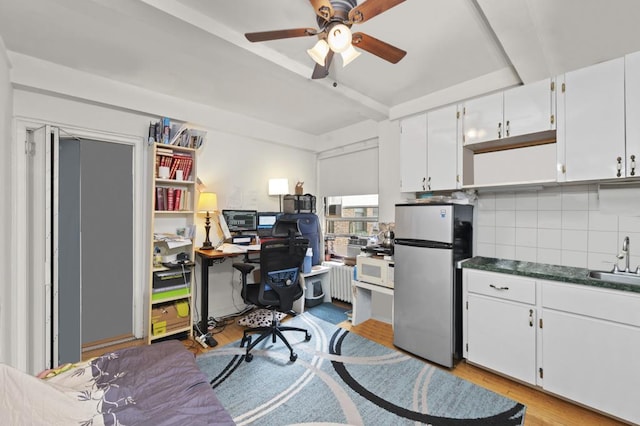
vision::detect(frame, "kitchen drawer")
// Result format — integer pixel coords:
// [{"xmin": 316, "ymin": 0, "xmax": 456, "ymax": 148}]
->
[
  {"xmin": 542, "ymin": 280, "xmax": 640, "ymax": 327},
  {"xmin": 466, "ymin": 269, "xmax": 536, "ymax": 304}
]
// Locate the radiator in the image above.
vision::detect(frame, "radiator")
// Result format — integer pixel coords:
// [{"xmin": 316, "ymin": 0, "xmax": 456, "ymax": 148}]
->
[{"xmin": 323, "ymin": 261, "xmax": 354, "ymax": 303}]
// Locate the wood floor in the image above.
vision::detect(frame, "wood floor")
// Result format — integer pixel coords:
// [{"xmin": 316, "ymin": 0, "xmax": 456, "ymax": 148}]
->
[{"xmin": 85, "ymin": 305, "xmax": 626, "ymax": 426}]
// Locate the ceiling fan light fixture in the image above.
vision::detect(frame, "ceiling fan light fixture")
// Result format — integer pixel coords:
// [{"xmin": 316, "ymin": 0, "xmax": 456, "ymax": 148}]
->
[
  {"xmin": 327, "ymin": 23, "xmax": 352, "ymax": 53},
  {"xmin": 340, "ymin": 44, "xmax": 361, "ymax": 67},
  {"xmin": 307, "ymin": 39, "xmax": 330, "ymax": 66}
]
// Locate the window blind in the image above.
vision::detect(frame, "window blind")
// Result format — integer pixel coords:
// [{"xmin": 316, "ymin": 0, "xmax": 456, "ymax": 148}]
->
[{"xmin": 319, "ymin": 146, "xmax": 378, "ymax": 196}]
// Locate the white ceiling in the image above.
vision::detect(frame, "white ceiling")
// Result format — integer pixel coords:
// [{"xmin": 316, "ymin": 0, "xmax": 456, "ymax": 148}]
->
[{"xmin": 2, "ymin": 0, "xmax": 640, "ymax": 139}]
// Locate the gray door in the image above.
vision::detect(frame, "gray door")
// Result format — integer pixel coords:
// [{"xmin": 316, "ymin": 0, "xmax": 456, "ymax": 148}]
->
[{"xmin": 58, "ymin": 137, "xmax": 134, "ymax": 362}]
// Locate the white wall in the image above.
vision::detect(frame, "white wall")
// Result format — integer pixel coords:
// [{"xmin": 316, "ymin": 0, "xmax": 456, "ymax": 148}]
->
[
  {"xmin": 475, "ymin": 184, "xmax": 640, "ymax": 270},
  {"xmin": 0, "ymin": 36, "xmax": 12, "ymax": 365},
  {"xmin": 9, "ymin": 70, "xmax": 316, "ymax": 371}
]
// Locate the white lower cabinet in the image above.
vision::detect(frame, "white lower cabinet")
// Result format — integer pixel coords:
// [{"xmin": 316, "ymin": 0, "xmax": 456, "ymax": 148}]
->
[
  {"xmin": 464, "ymin": 269, "xmax": 640, "ymax": 424},
  {"xmin": 467, "ymin": 294, "xmax": 536, "ymax": 385},
  {"xmin": 541, "ymin": 281, "xmax": 640, "ymax": 424}
]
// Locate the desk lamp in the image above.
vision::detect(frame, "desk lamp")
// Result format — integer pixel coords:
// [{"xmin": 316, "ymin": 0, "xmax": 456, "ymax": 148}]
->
[
  {"xmin": 268, "ymin": 178, "xmax": 289, "ymax": 212},
  {"xmin": 198, "ymin": 192, "xmax": 218, "ymax": 250}
]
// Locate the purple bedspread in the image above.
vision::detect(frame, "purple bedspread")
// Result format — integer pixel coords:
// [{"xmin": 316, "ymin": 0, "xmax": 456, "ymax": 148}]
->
[{"xmin": 91, "ymin": 340, "xmax": 234, "ymax": 426}]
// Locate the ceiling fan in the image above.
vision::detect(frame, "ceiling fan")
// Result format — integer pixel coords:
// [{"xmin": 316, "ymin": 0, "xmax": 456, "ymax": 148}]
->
[{"xmin": 245, "ymin": 0, "xmax": 407, "ymax": 79}]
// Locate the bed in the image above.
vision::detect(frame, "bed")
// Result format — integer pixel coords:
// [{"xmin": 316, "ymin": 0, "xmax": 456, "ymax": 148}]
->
[{"xmin": 1, "ymin": 340, "xmax": 234, "ymax": 425}]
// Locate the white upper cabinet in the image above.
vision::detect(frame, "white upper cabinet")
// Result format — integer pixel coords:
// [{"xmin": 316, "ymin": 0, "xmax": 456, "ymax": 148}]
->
[
  {"xmin": 463, "ymin": 78, "xmax": 554, "ymax": 146},
  {"xmin": 399, "ymin": 113, "xmax": 427, "ymax": 192},
  {"xmin": 625, "ymin": 51, "xmax": 640, "ymax": 178},
  {"xmin": 427, "ymin": 105, "xmax": 459, "ymax": 191},
  {"xmin": 400, "ymin": 107, "xmax": 459, "ymax": 192},
  {"xmin": 462, "ymin": 92, "xmax": 503, "ymax": 144},
  {"xmin": 558, "ymin": 57, "xmax": 625, "ymax": 182},
  {"xmin": 503, "ymin": 79, "xmax": 555, "ymax": 138}
]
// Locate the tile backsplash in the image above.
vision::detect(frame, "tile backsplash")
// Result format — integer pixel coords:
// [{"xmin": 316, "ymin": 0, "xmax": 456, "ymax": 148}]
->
[{"xmin": 475, "ymin": 184, "xmax": 640, "ymax": 270}]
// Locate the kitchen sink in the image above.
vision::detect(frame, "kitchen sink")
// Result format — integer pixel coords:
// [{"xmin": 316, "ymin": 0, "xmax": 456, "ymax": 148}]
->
[{"xmin": 588, "ymin": 270, "xmax": 640, "ymax": 286}]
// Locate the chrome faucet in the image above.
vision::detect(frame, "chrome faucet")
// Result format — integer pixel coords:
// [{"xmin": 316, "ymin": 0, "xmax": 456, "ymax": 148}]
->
[{"xmin": 620, "ymin": 236, "xmax": 630, "ymax": 273}]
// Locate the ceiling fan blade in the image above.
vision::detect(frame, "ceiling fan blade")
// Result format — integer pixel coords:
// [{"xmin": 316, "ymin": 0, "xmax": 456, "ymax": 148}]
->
[
  {"xmin": 348, "ymin": 0, "xmax": 405, "ymax": 24},
  {"xmin": 352, "ymin": 32, "xmax": 406, "ymax": 63},
  {"xmin": 309, "ymin": 0, "xmax": 334, "ymax": 21},
  {"xmin": 245, "ymin": 28, "xmax": 317, "ymax": 42},
  {"xmin": 311, "ymin": 50, "xmax": 334, "ymax": 79}
]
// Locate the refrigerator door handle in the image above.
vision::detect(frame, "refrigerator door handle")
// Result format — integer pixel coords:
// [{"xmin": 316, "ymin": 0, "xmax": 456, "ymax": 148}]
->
[{"xmin": 394, "ymin": 238, "xmax": 453, "ymax": 249}]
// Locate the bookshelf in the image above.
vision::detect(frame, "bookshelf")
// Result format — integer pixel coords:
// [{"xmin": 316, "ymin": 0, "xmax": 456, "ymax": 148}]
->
[{"xmin": 147, "ymin": 141, "xmax": 199, "ymax": 343}]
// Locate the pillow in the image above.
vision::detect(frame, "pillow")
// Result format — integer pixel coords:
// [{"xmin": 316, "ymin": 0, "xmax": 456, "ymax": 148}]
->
[{"xmin": 237, "ymin": 309, "xmax": 286, "ymax": 328}]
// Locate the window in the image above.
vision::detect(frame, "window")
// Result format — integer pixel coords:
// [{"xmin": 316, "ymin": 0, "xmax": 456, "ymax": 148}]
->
[{"xmin": 324, "ymin": 194, "xmax": 378, "ymax": 258}]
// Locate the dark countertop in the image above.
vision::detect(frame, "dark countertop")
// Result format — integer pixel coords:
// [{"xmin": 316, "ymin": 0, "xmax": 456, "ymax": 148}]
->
[{"xmin": 461, "ymin": 256, "xmax": 640, "ymax": 294}]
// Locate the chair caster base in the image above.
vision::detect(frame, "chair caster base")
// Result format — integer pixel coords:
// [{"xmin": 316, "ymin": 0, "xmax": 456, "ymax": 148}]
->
[
  {"xmin": 290, "ymin": 352, "xmax": 297, "ymax": 362},
  {"xmin": 305, "ymin": 332, "xmax": 311, "ymax": 341},
  {"xmin": 245, "ymin": 353, "xmax": 254, "ymax": 362}
]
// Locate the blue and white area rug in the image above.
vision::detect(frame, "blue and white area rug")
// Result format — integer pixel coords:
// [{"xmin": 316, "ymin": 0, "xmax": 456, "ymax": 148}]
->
[{"xmin": 197, "ymin": 313, "xmax": 526, "ymax": 425}]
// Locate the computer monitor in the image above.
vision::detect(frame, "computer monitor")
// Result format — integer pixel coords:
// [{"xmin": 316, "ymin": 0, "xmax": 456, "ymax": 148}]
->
[
  {"xmin": 257, "ymin": 211, "xmax": 281, "ymax": 236},
  {"xmin": 221, "ymin": 210, "xmax": 258, "ymax": 234}
]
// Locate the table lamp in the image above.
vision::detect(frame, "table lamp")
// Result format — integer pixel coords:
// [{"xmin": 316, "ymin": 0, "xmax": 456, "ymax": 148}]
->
[
  {"xmin": 268, "ymin": 178, "xmax": 289, "ymax": 212},
  {"xmin": 198, "ymin": 192, "xmax": 218, "ymax": 250}
]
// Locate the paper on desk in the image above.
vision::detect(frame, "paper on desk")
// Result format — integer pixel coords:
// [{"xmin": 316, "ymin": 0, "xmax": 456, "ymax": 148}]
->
[
  {"xmin": 219, "ymin": 243, "xmax": 261, "ymax": 253},
  {"xmin": 154, "ymin": 233, "xmax": 191, "ymax": 249}
]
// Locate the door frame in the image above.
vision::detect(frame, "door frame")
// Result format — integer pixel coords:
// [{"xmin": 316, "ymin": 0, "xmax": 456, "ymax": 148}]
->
[{"xmin": 12, "ymin": 118, "xmax": 146, "ymax": 372}]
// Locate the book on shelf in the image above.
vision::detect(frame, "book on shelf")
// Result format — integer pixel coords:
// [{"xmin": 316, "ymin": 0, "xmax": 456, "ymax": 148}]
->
[{"xmin": 151, "ymin": 286, "xmax": 190, "ymax": 301}]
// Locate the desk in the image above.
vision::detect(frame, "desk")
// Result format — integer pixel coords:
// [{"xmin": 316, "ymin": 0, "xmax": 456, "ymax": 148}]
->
[
  {"xmin": 195, "ymin": 248, "xmax": 258, "ymax": 346},
  {"xmin": 352, "ymin": 280, "xmax": 394, "ymax": 326}
]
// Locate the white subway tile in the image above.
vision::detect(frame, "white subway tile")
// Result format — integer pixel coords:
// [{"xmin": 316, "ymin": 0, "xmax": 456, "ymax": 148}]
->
[
  {"xmin": 562, "ymin": 185, "xmax": 589, "ymax": 210},
  {"xmin": 495, "ymin": 192, "xmax": 516, "ymax": 210},
  {"xmin": 588, "ymin": 210, "xmax": 618, "ymax": 231},
  {"xmin": 619, "ymin": 216, "xmax": 640, "ymax": 232},
  {"xmin": 537, "ymin": 248, "xmax": 562, "ymax": 265},
  {"xmin": 476, "ymin": 243, "xmax": 496, "ymax": 258},
  {"xmin": 516, "ymin": 227, "xmax": 537, "ymax": 247},
  {"xmin": 562, "ymin": 229, "xmax": 588, "ymax": 252},
  {"xmin": 538, "ymin": 187, "xmax": 562, "ymax": 210},
  {"xmin": 538, "ymin": 229, "xmax": 562, "ymax": 249},
  {"xmin": 495, "ymin": 227, "xmax": 516, "ymax": 245},
  {"xmin": 495, "ymin": 244, "xmax": 516, "ymax": 260},
  {"xmin": 516, "ymin": 192, "xmax": 538, "ymax": 210},
  {"xmin": 587, "ymin": 252, "xmax": 618, "ymax": 271},
  {"xmin": 495, "ymin": 210, "xmax": 516, "ymax": 227},
  {"xmin": 477, "ymin": 210, "xmax": 496, "ymax": 227},
  {"xmin": 561, "ymin": 250, "xmax": 588, "ymax": 268},
  {"xmin": 538, "ymin": 210, "xmax": 562, "ymax": 229},
  {"xmin": 515, "ymin": 246, "xmax": 537, "ymax": 262},
  {"xmin": 562, "ymin": 210, "xmax": 588, "ymax": 230},
  {"xmin": 516, "ymin": 210, "xmax": 538, "ymax": 228},
  {"xmin": 477, "ymin": 226, "xmax": 496, "ymax": 244},
  {"xmin": 587, "ymin": 230, "xmax": 618, "ymax": 254},
  {"xmin": 477, "ymin": 194, "xmax": 496, "ymax": 211}
]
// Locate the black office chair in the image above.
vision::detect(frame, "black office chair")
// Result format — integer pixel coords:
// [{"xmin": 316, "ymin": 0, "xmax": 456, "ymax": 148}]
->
[{"xmin": 232, "ymin": 235, "xmax": 311, "ymax": 362}]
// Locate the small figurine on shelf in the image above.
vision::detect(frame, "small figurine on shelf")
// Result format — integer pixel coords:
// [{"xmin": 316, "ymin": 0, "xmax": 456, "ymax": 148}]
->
[{"xmin": 295, "ymin": 181, "xmax": 304, "ymax": 195}]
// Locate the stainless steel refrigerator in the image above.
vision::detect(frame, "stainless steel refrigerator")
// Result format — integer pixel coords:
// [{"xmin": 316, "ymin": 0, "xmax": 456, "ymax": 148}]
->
[{"xmin": 393, "ymin": 203, "xmax": 473, "ymax": 368}]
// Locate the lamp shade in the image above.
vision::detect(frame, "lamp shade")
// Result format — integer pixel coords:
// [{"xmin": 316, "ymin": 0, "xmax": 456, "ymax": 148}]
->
[
  {"xmin": 307, "ymin": 39, "xmax": 330, "ymax": 66},
  {"xmin": 327, "ymin": 23, "xmax": 352, "ymax": 53},
  {"xmin": 341, "ymin": 44, "xmax": 361, "ymax": 67},
  {"xmin": 198, "ymin": 192, "xmax": 218, "ymax": 213},
  {"xmin": 268, "ymin": 178, "xmax": 289, "ymax": 195}
]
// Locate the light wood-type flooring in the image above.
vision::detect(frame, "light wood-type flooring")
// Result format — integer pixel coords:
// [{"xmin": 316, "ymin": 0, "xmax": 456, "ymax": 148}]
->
[{"xmin": 84, "ymin": 303, "xmax": 626, "ymax": 426}]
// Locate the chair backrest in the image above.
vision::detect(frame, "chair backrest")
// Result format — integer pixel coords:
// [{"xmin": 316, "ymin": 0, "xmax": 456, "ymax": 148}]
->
[{"xmin": 258, "ymin": 236, "xmax": 309, "ymax": 312}]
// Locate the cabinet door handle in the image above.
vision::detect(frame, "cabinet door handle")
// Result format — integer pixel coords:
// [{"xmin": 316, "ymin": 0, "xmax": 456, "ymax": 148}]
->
[
  {"xmin": 505, "ymin": 120, "xmax": 510, "ymax": 137},
  {"xmin": 631, "ymin": 155, "xmax": 636, "ymax": 176},
  {"xmin": 427, "ymin": 176, "xmax": 431, "ymax": 190},
  {"xmin": 422, "ymin": 177, "xmax": 426, "ymax": 191},
  {"xmin": 497, "ymin": 122, "xmax": 502, "ymax": 138},
  {"xmin": 529, "ymin": 309, "xmax": 534, "ymax": 327},
  {"xmin": 489, "ymin": 284, "xmax": 509, "ymax": 291},
  {"xmin": 616, "ymin": 157, "xmax": 622, "ymax": 177}
]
